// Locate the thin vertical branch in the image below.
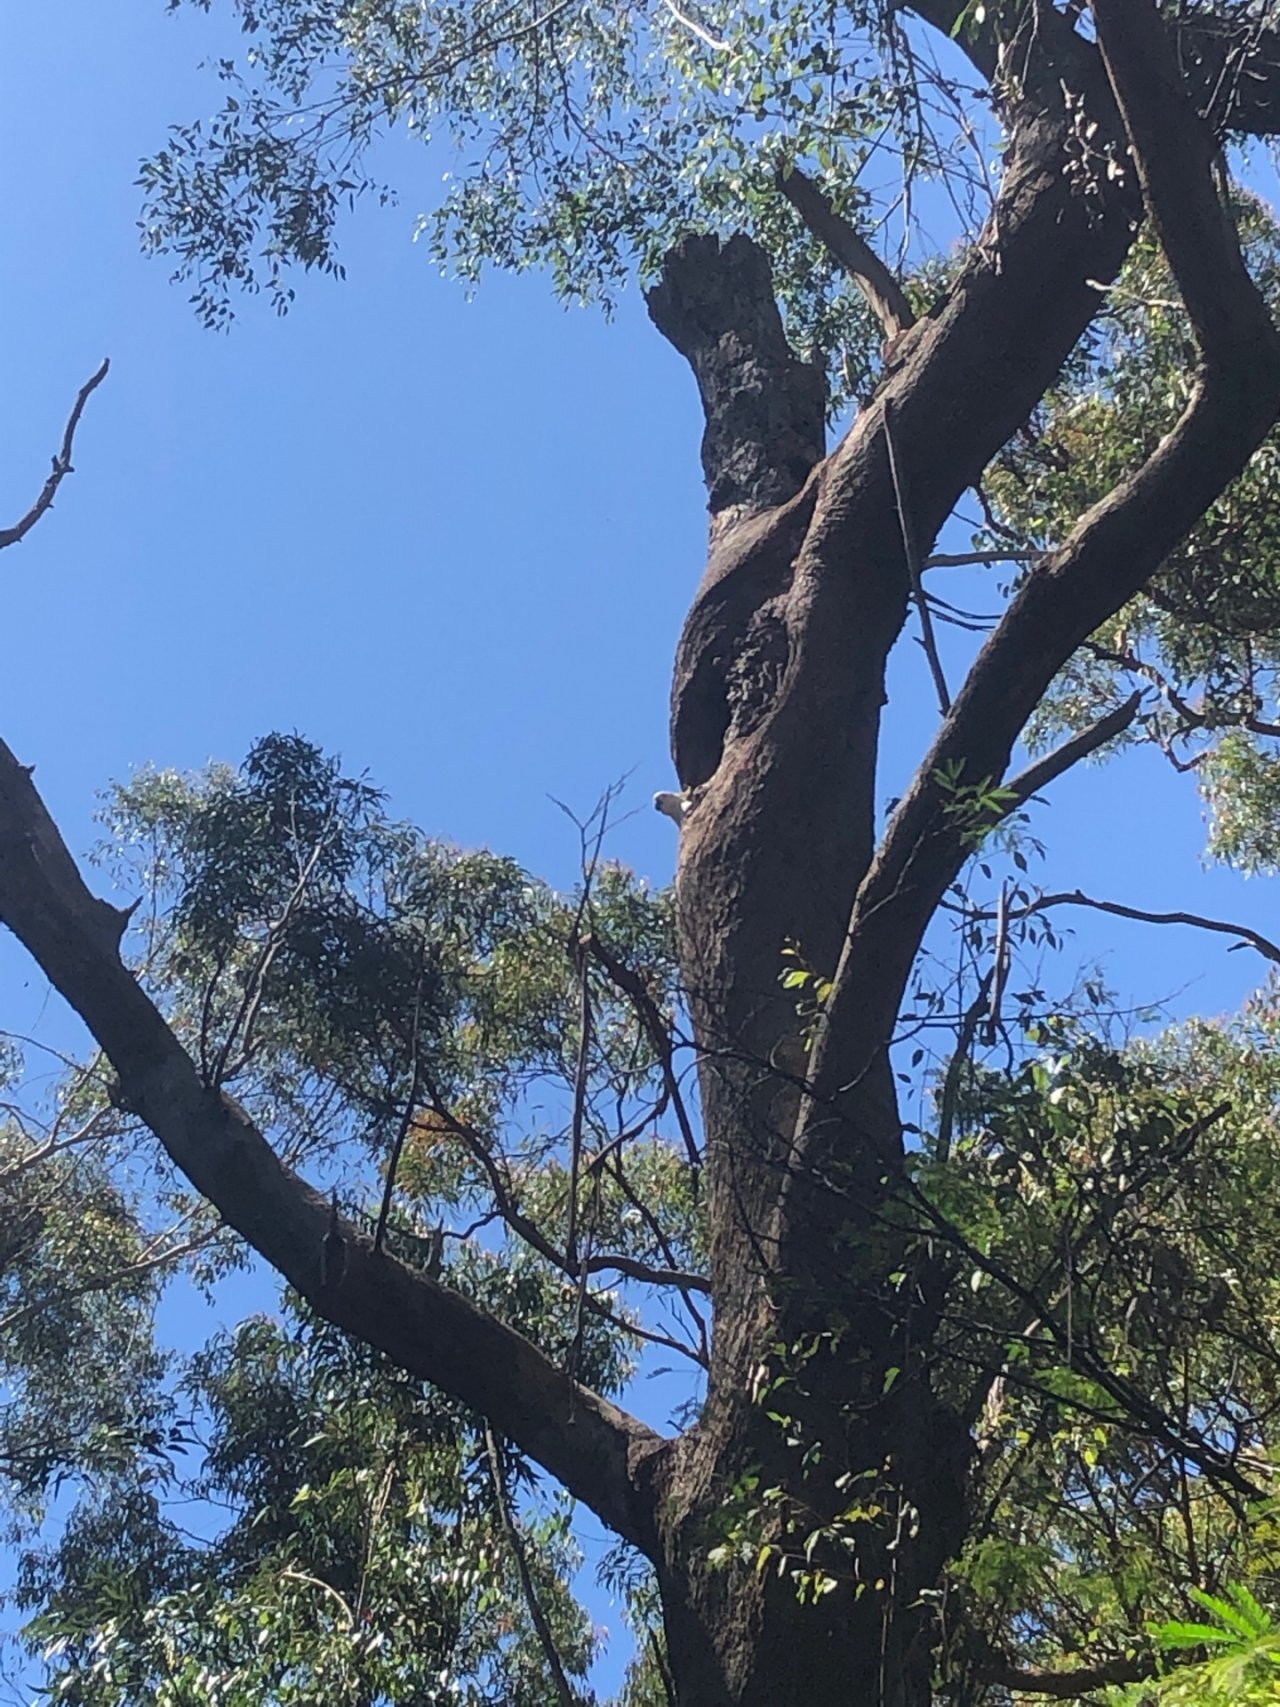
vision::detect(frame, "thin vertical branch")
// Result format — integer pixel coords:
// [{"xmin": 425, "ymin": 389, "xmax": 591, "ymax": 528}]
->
[
  {"xmin": 884, "ymin": 398, "xmax": 951, "ymax": 715},
  {"xmin": 375, "ymin": 939, "xmax": 431, "ymax": 1253},
  {"xmin": 483, "ymin": 1422, "xmax": 580, "ymax": 1707}
]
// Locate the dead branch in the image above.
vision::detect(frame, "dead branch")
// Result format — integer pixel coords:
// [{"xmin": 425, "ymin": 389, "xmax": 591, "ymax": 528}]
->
[
  {"xmin": 776, "ymin": 164, "xmax": 916, "ymax": 341},
  {"xmin": 1, "ymin": 360, "xmax": 110, "ymax": 551}
]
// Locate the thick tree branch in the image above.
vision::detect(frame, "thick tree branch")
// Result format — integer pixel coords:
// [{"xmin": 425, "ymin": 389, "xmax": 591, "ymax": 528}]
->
[
  {"xmin": 1094, "ymin": 0, "xmax": 1262, "ymax": 354},
  {"xmin": 1, "ymin": 361, "xmax": 110, "ymax": 551},
  {"xmin": 646, "ymin": 235, "xmax": 825, "ymax": 524},
  {"xmin": 804, "ymin": 0, "xmax": 1280, "ymax": 1131},
  {"xmin": 775, "ymin": 165, "xmax": 915, "ymax": 341},
  {"xmin": 659, "ymin": 16, "xmax": 1143, "ymax": 1344},
  {"xmin": 0, "ymin": 739, "xmax": 666, "ymax": 1555}
]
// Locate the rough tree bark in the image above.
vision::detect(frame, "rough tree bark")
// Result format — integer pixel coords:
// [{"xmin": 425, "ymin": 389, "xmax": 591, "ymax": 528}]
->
[{"xmin": 5, "ymin": 3, "xmax": 1280, "ymax": 1704}]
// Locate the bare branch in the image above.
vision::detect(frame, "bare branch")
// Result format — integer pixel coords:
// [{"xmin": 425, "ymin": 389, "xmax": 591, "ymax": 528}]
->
[
  {"xmin": 1088, "ymin": 639, "xmax": 1280, "ymax": 743},
  {"xmin": 410, "ymin": 1095, "xmax": 710, "ymax": 1363},
  {"xmin": 1, "ymin": 361, "xmax": 110, "ymax": 551},
  {"xmin": 657, "ymin": 0, "xmax": 729, "ymax": 52},
  {"xmin": 1003, "ymin": 691, "xmax": 1143, "ymax": 808},
  {"xmin": 1003, "ymin": 888, "xmax": 1280, "ymax": 968},
  {"xmin": 373, "ymin": 950, "xmax": 429, "ymax": 1255},
  {"xmin": 0, "ymin": 738, "xmax": 665, "ymax": 1555},
  {"xmin": 983, "ymin": 881, "xmax": 1009, "ymax": 1046},
  {"xmin": 776, "ymin": 165, "xmax": 916, "ymax": 341},
  {"xmin": 1160, "ymin": 12, "xmax": 1280, "ymax": 137},
  {"xmin": 484, "ymin": 1421, "xmax": 579, "ymax": 1707},
  {"xmin": 924, "ymin": 550, "xmax": 1045, "ymax": 569},
  {"xmin": 585, "ymin": 932, "xmax": 701, "ymax": 1183},
  {"xmin": 885, "ymin": 397, "xmax": 951, "ymax": 716},
  {"xmin": 935, "ymin": 970, "xmax": 993, "ymax": 1166},
  {"xmin": 579, "ymin": 1249, "xmax": 711, "ymax": 1294}
]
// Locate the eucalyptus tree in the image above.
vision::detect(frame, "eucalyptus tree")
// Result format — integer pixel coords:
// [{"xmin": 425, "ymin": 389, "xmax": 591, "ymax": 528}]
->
[{"xmin": 8, "ymin": 2, "xmax": 1280, "ymax": 1705}]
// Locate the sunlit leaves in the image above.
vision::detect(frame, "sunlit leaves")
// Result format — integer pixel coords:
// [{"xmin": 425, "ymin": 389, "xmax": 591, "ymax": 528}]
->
[
  {"xmin": 24, "ymin": 1304, "xmax": 599, "ymax": 1705},
  {"xmin": 142, "ymin": 0, "xmax": 972, "ymax": 406},
  {"xmin": 934, "ymin": 994, "xmax": 1280, "ymax": 1690},
  {"xmin": 982, "ymin": 196, "xmax": 1280, "ymax": 871}
]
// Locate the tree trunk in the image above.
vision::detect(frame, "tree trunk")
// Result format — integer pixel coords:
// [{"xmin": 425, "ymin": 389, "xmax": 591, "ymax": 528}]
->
[
  {"xmin": 639, "ymin": 15, "xmax": 1280, "ymax": 1696},
  {"xmin": 6, "ymin": 8, "xmax": 1280, "ymax": 1707}
]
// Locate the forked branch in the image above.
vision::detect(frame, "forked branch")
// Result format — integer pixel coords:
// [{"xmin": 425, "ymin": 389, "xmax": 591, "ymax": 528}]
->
[{"xmin": 804, "ymin": 0, "xmax": 1280, "ymax": 1122}]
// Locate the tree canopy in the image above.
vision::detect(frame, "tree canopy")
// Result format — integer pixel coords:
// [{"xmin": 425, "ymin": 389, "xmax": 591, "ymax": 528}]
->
[{"xmin": 10, "ymin": 2, "xmax": 1280, "ymax": 1704}]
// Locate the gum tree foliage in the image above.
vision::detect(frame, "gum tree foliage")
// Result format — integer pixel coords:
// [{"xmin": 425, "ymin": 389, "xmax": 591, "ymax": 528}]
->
[
  {"xmin": 5, "ymin": 741, "xmax": 680, "ymax": 1704},
  {"xmin": 11, "ymin": 2, "xmax": 1280, "ymax": 1704}
]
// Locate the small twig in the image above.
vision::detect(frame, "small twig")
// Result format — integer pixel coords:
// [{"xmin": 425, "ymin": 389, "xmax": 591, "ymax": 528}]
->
[
  {"xmin": 321, "ymin": 1190, "xmax": 347, "ymax": 1291},
  {"xmin": 585, "ymin": 932, "xmax": 701, "ymax": 1185},
  {"xmin": 278, "ymin": 1568, "xmax": 355, "ymax": 1626},
  {"xmin": 776, "ymin": 164, "xmax": 915, "ymax": 341},
  {"xmin": 374, "ymin": 939, "xmax": 432, "ymax": 1254},
  {"xmin": 1, "ymin": 360, "xmax": 110, "ymax": 551},
  {"xmin": 1088, "ymin": 638, "xmax": 1280, "ymax": 742},
  {"xmin": 421, "ymin": 1091, "xmax": 709, "ymax": 1361},
  {"xmin": 884, "ymin": 398, "xmax": 951, "ymax": 715},
  {"xmin": 0, "ymin": 1228, "xmax": 211, "ymax": 1337},
  {"xmin": 565, "ymin": 937, "xmax": 592, "ymax": 1272},
  {"xmin": 211, "ymin": 809, "xmax": 334, "ymax": 1086},
  {"xmin": 657, "ymin": 0, "xmax": 728, "ymax": 49},
  {"xmin": 648, "ymin": 1628, "xmax": 678, "ymax": 1707},
  {"xmin": 935, "ymin": 970, "xmax": 993, "ymax": 1166},
  {"xmin": 595, "ymin": 1149, "xmax": 712, "ymax": 1360}
]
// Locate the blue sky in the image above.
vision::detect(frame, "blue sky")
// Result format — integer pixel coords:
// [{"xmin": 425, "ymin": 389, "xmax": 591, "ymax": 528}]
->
[{"xmin": 4, "ymin": 0, "xmax": 1280, "ymax": 1696}]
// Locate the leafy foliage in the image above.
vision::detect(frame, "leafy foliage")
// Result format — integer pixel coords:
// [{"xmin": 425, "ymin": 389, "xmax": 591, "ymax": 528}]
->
[
  {"xmin": 141, "ymin": 0, "xmax": 981, "ymax": 415},
  {"xmin": 982, "ymin": 196, "xmax": 1280, "ymax": 872},
  {"xmin": 23, "ymin": 1302, "xmax": 600, "ymax": 1705},
  {"xmin": 0, "ymin": 1052, "xmax": 190, "ymax": 1544},
  {"xmin": 1137, "ymin": 1585, "xmax": 1280, "ymax": 1705},
  {"xmin": 920, "ymin": 998, "xmax": 1280, "ymax": 1697}
]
